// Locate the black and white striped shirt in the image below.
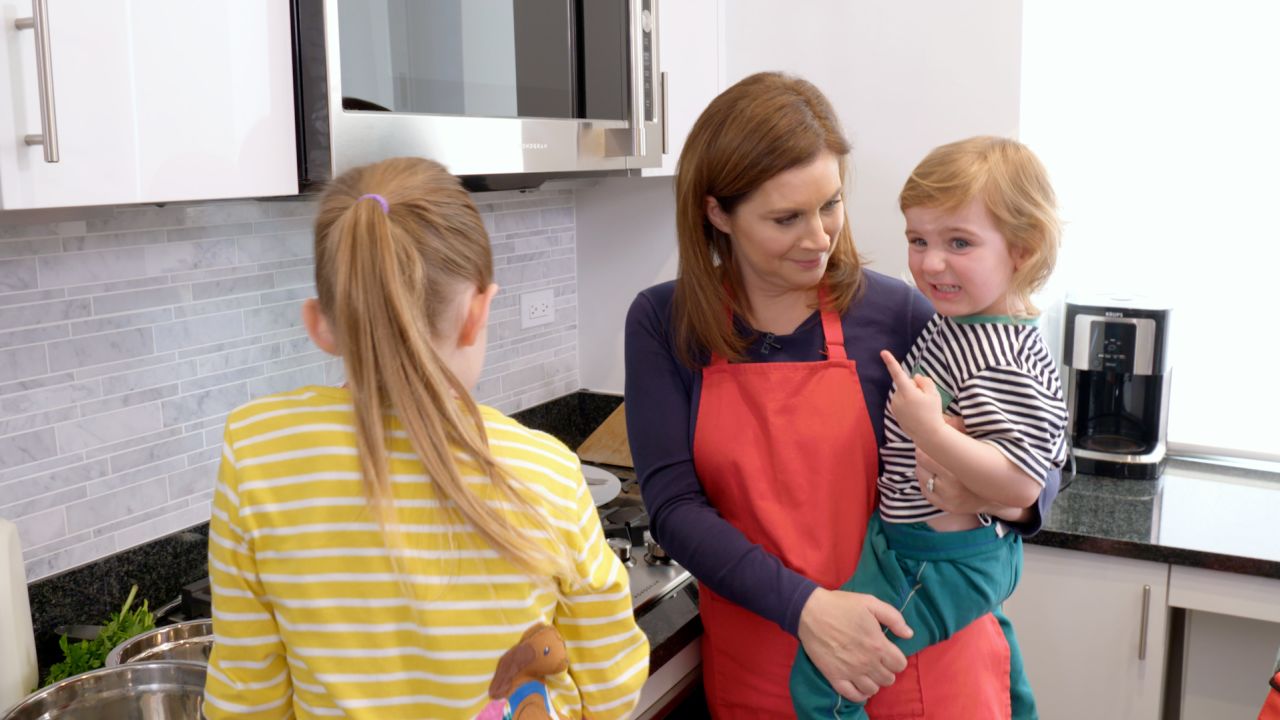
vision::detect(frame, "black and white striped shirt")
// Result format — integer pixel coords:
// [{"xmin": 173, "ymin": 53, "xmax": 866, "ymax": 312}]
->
[{"xmin": 879, "ymin": 314, "xmax": 1069, "ymax": 524}]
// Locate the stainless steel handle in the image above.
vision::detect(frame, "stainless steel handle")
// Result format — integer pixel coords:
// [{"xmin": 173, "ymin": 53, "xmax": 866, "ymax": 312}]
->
[
  {"xmin": 660, "ymin": 71, "xmax": 669, "ymax": 155},
  {"xmin": 1138, "ymin": 584, "xmax": 1151, "ymax": 660},
  {"xmin": 14, "ymin": 0, "xmax": 60, "ymax": 163},
  {"xmin": 627, "ymin": 0, "xmax": 647, "ymax": 158}
]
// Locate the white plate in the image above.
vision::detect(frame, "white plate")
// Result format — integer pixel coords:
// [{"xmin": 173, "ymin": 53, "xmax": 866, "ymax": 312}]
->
[{"xmin": 582, "ymin": 465, "xmax": 621, "ymax": 506}]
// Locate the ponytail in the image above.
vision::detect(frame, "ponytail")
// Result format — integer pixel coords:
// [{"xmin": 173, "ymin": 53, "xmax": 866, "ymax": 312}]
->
[{"xmin": 314, "ymin": 158, "xmax": 575, "ymax": 583}]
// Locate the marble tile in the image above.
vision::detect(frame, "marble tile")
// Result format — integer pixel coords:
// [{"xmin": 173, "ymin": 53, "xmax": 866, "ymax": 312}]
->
[
  {"xmin": 113, "ymin": 503, "xmax": 210, "ymax": 553},
  {"xmin": 0, "ymin": 344, "xmax": 48, "ymax": 384},
  {"xmin": 83, "ymin": 206, "xmax": 186, "ymax": 234},
  {"xmin": 492, "ymin": 209, "xmax": 544, "ymax": 235},
  {"xmin": 48, "ymin": 327, "xmax": 154, "ymax": 372},
  {"xmin": 0, "ymin": 406, "xmax": 77, "ymax": 437},
  {"xmin": 236, "ymin": 231, "xmax": 314, "ymax": 264},
  {"xmin": 144, "ymin": 238, "xmax": 238, "ymax": 275},
  {"xmin": 160, "ymin": 383, "xmax": 249, "ymax": 427},
  {"xmin": 107, "ymin": 432, "xmax": 205, "ymax": 474},
  {"xmin": 98, "ymin": 359, "xmax": 196, "ymax": 395},
  {"xmin": 258, "ymin": 285, "xmax": 315, "ymax": 306},
  {"xmin": 92, "ymin": 285, "xmax": 191, "ymax": 315},
  {"xmin": 0, "ymin": 288, "xmax": 65, "ymax": 308},
  {"xmin": 56, "ymin": 404, "xmax": 164, "ymax": 454},
  {"xmin": 0, "ymin": 381, "xmax": 99, "ymax": 420},
  {"xmin": 37, "ymin": 247, "xmax": 148, "ymax": 288},
  {"xmin": 62, "ymin": 229, "xmax": 167, "ymax": 253},
  {"xmin": 249, "ymin": 364, "xmax": 327, "ymax": 397},
  {"xmin": 170, "ymin": 294, "xmax": 259, "ymax": 320},
  {"xmin": 197, "ymin": 345, "xmax": 279, "ymax": 374},
  {"xmin": 0, "ymin": 257, "xmax": 37, "ymax": 292},
  {"xmin": 190, "ymin": 272, "xmax": 274, "ymax": 301},
  {"xmin": 539, "ymin": 206, "xmax": 574, "ymax": 228},
  {"xmin": 167, "ymin": 461, "xmax": 217, "ymax": 500},
  {"xmin": 153, "ymin": 311, "xmax": 244, "ymax": 353},
  {"xmin": 243, "ymin": 299, "xmax": 304, "ymax": 335},
  {"xmin": 251, "ymin": 216, "xmax": 313, "ymax": 235},
  {"xmin": 273, "ymin": 266, "xmax": 314, "ymax": 288},
  {"xmin": 24, "ymin": 535, "xmax": 117, "ymax": 581},
  {"xmin": 86, "ymin": 456, "xmax": 187, "ymax": 498},
  {"xmin": 179, "ymin": 365, "xmax": 264, "ymax": 394},
  {"xmin": 0, "ymin": 458, "xmax": 109, "ymax": 504},
  {"xmin": 65, "ymin": 275, "xmax": 169, "ymax": 299},
  {"xmin": 78, "ymin": 384, "xmax": 179, "ymax": 419},
  {"xmin": 165, "ymin": 222, "xmax": 254, "ymax": 243},
  {"xmin": 0, "ymin": 482, "xmax": 85, "ymax": 522},
  {"xmin": 0, "ymin": 298, "xmax": 92, "ymax": 331},
  {"xmin": 14, "ymin": 507, "xmax": 67, "ymax": 551},
  {"xmin": 0, "ymin": 237, "xmax": 63, "ymax": 259},
  {"xmin": 69, "ymin": 307, "xmax": 173, "ymax": 337}
]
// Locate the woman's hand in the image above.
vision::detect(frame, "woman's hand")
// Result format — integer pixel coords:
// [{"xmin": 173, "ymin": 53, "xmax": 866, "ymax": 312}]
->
[{"xmin": 797, "ymin": 587, "xmax": 913, "ymax": 702}]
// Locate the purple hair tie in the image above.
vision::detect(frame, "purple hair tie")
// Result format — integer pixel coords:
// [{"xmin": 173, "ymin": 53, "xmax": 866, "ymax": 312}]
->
[{"xmin": 357, "ymin": 193, "xmax": 389, "ymax": 215}]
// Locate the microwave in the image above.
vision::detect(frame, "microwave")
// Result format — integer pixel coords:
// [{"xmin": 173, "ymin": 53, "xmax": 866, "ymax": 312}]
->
[{"xmin": 293, "ymin": 0, "xmax": 663, "ymax": 191}]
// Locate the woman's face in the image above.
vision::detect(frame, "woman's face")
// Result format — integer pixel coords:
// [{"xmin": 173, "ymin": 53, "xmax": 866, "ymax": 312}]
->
[{"xmin": 706, "ymin": 151, "xmax": 844, "ymax": 300}]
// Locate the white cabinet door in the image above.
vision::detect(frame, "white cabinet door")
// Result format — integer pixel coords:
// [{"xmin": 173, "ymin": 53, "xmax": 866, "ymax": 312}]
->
[
  {"xmin": 0, "ymin": 0, "xmax": 296, "ymax": 209},
  {"xmin": 641, "ymin": 0, "xmax": 720, "ymax": 177},
  {"xmin": 1004, "ymin": 544, "xmax": 1170, "ymax": 720}
]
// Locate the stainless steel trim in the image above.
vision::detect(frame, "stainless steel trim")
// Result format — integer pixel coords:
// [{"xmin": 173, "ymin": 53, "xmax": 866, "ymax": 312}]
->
[
  {"xmin": 15, "ymin": 0, "xmax": 59, "ymax": 163},
  {"xmin": 1072, "ymin": 443, "xmax": 1167, "ymax": 464},
  {"xmin": 1070, "ymin": 314, "xmax": 1158, "ymax": 375},
  {"xmin": 660, "ymin": 70, "xmax": 669, "ymax": 155},
  {"xmin": 1138, "ymin": 584, "xmax": 1151, "ymax": 660},
  {"xmin": 628, "ymin": 0, "xmax": 647, "ymax": 158}
]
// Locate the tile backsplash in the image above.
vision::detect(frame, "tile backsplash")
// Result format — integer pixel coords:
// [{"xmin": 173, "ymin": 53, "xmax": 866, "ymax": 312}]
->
[{"xmin": 0, "ymin": 190, "xmax": 578, "ymax": 582}]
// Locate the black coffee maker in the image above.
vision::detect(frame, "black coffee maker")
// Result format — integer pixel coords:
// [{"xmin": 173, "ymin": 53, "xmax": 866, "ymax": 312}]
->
[{"xmin": 1062, "ymin": 295, "xmax": 1172, "ymax": 480}]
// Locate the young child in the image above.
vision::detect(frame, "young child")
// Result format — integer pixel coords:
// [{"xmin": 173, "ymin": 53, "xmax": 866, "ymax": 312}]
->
[
  {"xmin": 791, "ymin": 136, "xmax": 1068, "ymax": 719},
  {"xmin": 202, "ymin": 157, "xmax": 648, "ymax": 719}
]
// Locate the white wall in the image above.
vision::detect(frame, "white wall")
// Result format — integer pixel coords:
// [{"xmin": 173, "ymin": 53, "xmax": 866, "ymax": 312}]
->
[{"xmin": 575, "ymin": 0, "xmax": 1024, "ymax": 393}]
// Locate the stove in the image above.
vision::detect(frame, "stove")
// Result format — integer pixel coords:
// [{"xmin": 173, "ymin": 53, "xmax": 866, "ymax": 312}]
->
[{"xmin": 594, "ymin": 475, "xmax": 693, "ymax": 615}]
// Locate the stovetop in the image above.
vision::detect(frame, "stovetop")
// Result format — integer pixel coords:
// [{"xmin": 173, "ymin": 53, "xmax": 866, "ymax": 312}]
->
[{"xmin": 594, "ymin": 470, "xmax": 694, "ymax": 616}]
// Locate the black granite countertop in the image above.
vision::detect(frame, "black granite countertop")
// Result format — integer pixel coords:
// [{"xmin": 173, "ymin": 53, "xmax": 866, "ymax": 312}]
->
[{"xmin": 1028, "ymin": 458, "xmax": 1280, "ymax": 580}]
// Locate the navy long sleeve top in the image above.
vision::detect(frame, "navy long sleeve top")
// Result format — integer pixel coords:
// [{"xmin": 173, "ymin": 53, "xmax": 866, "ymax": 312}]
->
[{"xmin": 623, "ymin": 270, "xmax": 1061, "ymax": 636}]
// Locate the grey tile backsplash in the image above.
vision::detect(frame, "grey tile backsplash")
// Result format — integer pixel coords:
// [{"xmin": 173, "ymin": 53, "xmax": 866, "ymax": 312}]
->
[{"xmin": 0, "ymin": 190, "xmax": 579, "ymax": 582}]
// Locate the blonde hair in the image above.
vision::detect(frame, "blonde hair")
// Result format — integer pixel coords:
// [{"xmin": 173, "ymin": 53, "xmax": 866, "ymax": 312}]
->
[
  {"xmin": 313, "ymin": 156, "xmax": 573, "ymax": 581},
  {"xmin": 899, "ymin": 136, "xmax": 1060, "ymax": 317},
  {"xmin": 674, "ymin": 71, "xmax": 864, "ymax": 366}
]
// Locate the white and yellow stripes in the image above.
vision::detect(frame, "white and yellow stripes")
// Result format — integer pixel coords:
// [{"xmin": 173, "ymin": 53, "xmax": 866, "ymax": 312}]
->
[{"xmin": 203, "ymin": 385, "xmax": 648, "ymax": 720}]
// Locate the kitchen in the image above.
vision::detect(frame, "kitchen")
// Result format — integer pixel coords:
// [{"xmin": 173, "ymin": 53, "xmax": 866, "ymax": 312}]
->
[{"xmin": 1, "ymin": 1, "xmax": 1279, "ymax": 718}]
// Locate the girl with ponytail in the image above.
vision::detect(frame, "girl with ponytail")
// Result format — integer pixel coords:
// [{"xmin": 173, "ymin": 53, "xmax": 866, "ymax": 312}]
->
[{"xmin": 203, "ymin": 157, "xmax": 648, "ymax": 720}]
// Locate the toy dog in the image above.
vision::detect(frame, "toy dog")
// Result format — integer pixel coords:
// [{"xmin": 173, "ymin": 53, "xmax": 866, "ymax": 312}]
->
[{"xmin": 477, "ymin": 623, "xmax": 568, "ymax": 720}]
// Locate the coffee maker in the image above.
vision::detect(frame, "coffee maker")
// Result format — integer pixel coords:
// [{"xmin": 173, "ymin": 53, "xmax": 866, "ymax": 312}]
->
[{"xmin": 1062, "ymin": 295, "xmax": 1172, "ymax": 479}]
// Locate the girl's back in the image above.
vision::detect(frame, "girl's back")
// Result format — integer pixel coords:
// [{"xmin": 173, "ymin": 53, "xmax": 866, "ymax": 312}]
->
[{"xmin": 205, "ymin": 386, "xmax": 648, "ymax": 718}]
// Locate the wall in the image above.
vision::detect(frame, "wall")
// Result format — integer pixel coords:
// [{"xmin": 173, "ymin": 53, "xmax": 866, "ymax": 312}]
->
[
  {"xmin": 575, "ymin": 0, "xmax": 1024, "ymax": 392},
  {"xmin": 0, "ymin": 189, "xmax": 578, "ymax": 582}
]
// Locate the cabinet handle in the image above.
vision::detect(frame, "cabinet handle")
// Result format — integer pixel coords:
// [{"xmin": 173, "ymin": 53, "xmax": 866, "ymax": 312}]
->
[
  {"xmin": 660, "ymin": 71, "xmax": 669, "ymax": 155},
  {"xmin": 14, "ymin": 0, "xmax": 60, "ymax": 163},
  {"xmin": 1138, "ymin": 584, "xmax": 1151, "ymax": 661},
  {"xmin": 627, "ymin": 0, "xmax": 647, "ymax": 158}
]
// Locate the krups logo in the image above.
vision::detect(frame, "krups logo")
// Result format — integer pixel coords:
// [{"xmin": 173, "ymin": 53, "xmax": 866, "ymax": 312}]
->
[
  {"xmin": 1105, "ymin": 311, "xmax": 1123, "ymax": 317},
  {"xmin": 522, "ymin": 142, "xmax": 549, "ymax": 150}
]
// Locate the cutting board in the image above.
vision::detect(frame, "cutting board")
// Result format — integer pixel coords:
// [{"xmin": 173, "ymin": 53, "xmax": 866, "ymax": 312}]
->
[{"xmin": 576, "ymin": 403, "xmax": 632, "ymax": 468}]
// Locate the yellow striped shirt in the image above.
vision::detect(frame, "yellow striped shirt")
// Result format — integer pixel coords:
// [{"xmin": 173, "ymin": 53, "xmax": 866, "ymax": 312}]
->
[{"xmin": 203, "ymin": 386, "xmax": 648, "ymax": 719}]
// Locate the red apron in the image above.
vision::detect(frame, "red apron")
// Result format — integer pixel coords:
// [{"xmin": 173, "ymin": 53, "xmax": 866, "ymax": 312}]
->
[
  {"xmin": 693, "ymin": 305, "xmax": 878, "ymax": 717},
  {"xmin": 691, "ymin": 302, "xmax": 1017, "ymax": 719},
  {"xmin": 1260, "ymin": 671, "xmax": 1280, "ymax": 720}
]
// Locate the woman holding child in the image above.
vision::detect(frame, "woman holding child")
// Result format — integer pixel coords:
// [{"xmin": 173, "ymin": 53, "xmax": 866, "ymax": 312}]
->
[{"xmin": 624, "ymin": 72, "xmax": 1061, "ymax": 718}]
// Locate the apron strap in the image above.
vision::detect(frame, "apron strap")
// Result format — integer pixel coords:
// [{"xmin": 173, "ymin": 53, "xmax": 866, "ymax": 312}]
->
[{"xmin": 709, "ymin": 285, "xmax": 845, "ymax": 365}]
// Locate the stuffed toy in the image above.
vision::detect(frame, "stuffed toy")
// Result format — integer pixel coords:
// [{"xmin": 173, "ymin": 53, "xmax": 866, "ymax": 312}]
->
[{"xmin": 477, "ymin": 624, "xmax": 568, "ymax": 720}]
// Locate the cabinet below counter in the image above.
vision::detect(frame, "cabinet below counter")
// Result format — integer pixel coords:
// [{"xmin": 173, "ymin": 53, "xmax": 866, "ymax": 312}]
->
[{"xmin": 1010, "ymin": 460, "xmax": 1280, "ymax": 719}]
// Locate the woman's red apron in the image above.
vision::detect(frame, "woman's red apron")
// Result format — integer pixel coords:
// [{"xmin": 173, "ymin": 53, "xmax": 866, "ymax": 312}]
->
[
  {"xmin": 691, "ymin": 303, "xmax": 1015, "ymax": 718},
  {"xmin": 693, "ymin": 306, "xmax": 877, "ymax": 716}
]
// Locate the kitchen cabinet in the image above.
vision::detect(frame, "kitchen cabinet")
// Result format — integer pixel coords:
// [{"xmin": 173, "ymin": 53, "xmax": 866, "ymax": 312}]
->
[
  {"xmin": 641, "ymin": 0, "xmax": 720, "ymax": 177},
  {"xmin": 1004, "ymin": 544, "xmax": 1170, "ymax": 720},
  {"xmin": 0, "ymin": 0, "xmax": 297, "ymax": 210}
]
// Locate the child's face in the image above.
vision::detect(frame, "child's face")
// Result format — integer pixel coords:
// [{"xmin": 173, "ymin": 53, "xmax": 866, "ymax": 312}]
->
[{"xmin": 903, "ymin": 197, "xmax": 1023, "ymax": 317}]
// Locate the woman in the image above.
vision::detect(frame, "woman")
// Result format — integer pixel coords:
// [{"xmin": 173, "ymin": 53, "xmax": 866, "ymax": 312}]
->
[{"xmin": 624, "ymin": 72, "xmax": 1058, "ymax": 718}]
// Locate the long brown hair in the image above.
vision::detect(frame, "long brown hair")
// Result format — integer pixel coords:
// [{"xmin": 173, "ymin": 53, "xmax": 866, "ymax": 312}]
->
[
  {"xmin": 313, "ymin": 157, "xmax": 572, "ymax": 580},
  {"xmin": 899, "ymin": 136, "xmax": 1060, "ymax": 317},
  {"xmin": 673, "ymin": 71, "xmax": 865, "ymax": 366}
]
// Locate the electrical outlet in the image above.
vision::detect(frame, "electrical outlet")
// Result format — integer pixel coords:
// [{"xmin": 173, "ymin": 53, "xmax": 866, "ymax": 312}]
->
[{"xmin": 519, "ymin": 289, "xmax": 556, "ymax": 329}]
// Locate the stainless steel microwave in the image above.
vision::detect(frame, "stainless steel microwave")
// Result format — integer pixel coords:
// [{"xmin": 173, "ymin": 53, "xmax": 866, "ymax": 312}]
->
[{"xmin": 293, "ymin": 0, "xmax": 662, "ymax": 191}]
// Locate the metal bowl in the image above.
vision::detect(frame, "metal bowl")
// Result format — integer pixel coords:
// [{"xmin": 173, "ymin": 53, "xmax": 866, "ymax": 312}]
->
[
  {"xmin": 106, "ymin": 620, "xmax": 213, "ymax": 667},
  {"xmin": 3, "ymin": 661, "xmax": 206, "ymax": 720}
]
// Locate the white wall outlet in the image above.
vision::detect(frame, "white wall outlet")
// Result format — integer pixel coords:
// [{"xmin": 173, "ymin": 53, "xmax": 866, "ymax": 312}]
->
[{"xmin": 519, "ymin": 289, "xmax": 556, "ymax": 329}]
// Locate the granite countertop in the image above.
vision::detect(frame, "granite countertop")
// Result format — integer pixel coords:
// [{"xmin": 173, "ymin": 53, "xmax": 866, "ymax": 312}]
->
[{"xmin": 1028, "ymin": 458, "xmax": 1280, "ymax": 580}]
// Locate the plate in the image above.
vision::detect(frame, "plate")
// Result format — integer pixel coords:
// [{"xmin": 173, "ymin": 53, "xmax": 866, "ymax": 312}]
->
[{"xmin": 582, "ymin": 464, "xmax": 621, "ymax": 506}]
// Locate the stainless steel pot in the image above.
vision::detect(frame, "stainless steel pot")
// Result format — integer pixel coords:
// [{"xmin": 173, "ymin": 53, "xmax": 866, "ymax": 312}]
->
[
  {"xmin": 3, "ymin": 661, "xmax": 205, "ymax": 719},
  {"xmin": 106, "ymin": 620, "xmax": 213, "ymax": 667}
]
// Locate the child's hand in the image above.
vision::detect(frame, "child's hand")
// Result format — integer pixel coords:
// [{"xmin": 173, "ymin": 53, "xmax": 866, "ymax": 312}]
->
[{"xmin": 880, "ymin": 350, "xmax": 945, "ymax": 442}]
